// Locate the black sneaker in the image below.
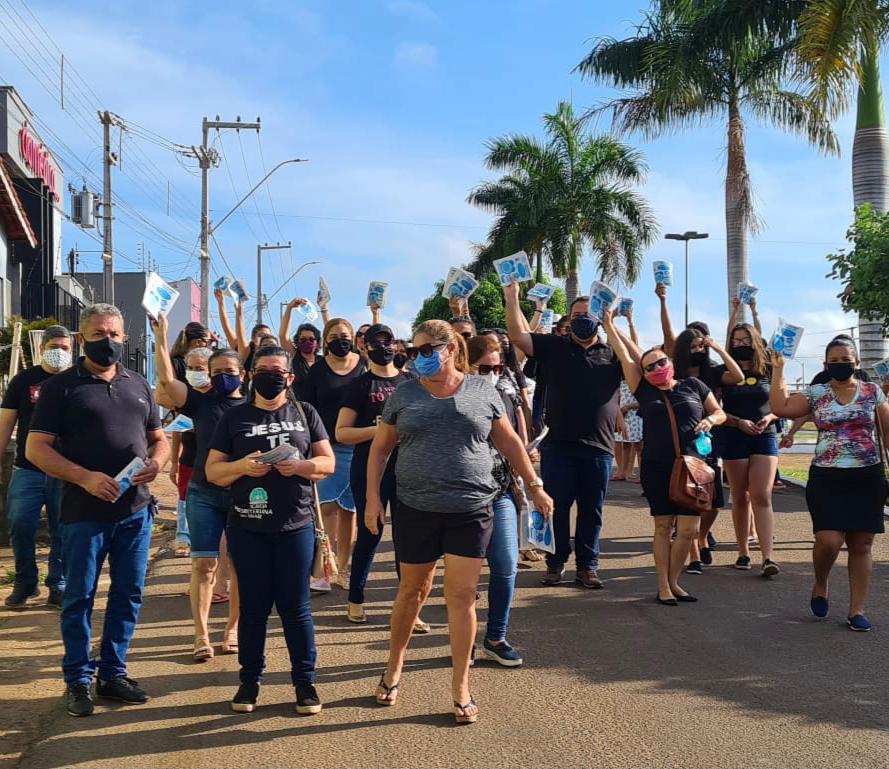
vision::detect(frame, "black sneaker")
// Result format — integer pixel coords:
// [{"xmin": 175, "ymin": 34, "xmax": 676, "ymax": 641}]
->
[
  {"xmin": 734, "ymin": 556, "xmax": 752, "ymax": 571},
  {"xmin": 707, "ymin": 532, "xmax": 718, "ymax": 550},
  {"xmin": 295, "ymin": 683, "xmax": 322, "ymax": 715},
  {"xmin": 761, "ymin": 559, "xmax": 780, "ymax": 578},
  {"xmin": 66, "ymin": 683, "xmax": 94, "ymax": 717},
  {"xmin": 686, "ymin": 561, "xmax": 704, "ymax": 575},
  {"xmin": 231, "ymin": 682, "xmax": 260, "ymax": 713},
  {"xmin": 469, "ymin": 644, "xmax": 476, "ymax": 668},
  {"xmin": 96, "ymin": 676, "xmax": 149, "ymax": 704},
  {"xmin": 699, "ymin": 547, "xmax": 713, "ymax": 566},
  {"xmin": 46, "ymin": 588, "xmax": 64, "ymax": 610},
  {"xmin": 4, "ymin": 584, "xmax": 39, "ymax": 609}
]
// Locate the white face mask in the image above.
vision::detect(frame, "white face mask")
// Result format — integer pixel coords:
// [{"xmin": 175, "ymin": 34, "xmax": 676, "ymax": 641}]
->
[
  {"xmin": 185, "ymin": 370, "xmax": 211, "ymax": 389},
  {"xmin": 42, "ymin": 348, "xmax": 72, "ymax": 371}
]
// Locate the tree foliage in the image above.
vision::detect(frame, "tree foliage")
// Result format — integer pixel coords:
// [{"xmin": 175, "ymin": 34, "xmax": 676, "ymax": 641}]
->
[
  {"xmin": 0, "ymin": 315, "xmax": 61, "ymax": 375},
  {"xmin": 827, "ymin": 204, "xmax": 889, "ymax": 331},
  {"xmin": 413, "ymin": 271, "xmax": 566, "ymax": 332},
  {"xmin": 467, "ymin": 102, "xmax": 658, "ymax": 303}
]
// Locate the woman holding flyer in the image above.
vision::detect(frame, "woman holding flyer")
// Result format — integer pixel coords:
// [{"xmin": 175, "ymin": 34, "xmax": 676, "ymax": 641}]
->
[
  {"xmin": 769, "ymin": 338, "xmax": 889, "ymax": 631},
  {"xmin": 279, "ymin": 298, "xmax": 321, "ymax": 392},
  {"xmin": 366, "ymin": 320, "xmax": 551, "ymax": 723},
  {"xmin": 466, "ymin": 335, "xmax": 529, "ymax": 667},
  {"xmin": 715, "ymin": 315, "xmax": 780, "ymax": 577},
  {"xmin": 206, "ymin": 346, "xmax": 334, "ymax": 712},
  {"xmin": 671, "ymin": 328, "xmax": 744, "ymax": 573},
  {"xmin": 302, "ymin": 318, "xmax": 367, "ymax": 589},
  {"xmin": 602, "ymin": 310, "xmax": 726, "ymax": 605},
  {"xmin": 152, "ymin": 315, "xmax": 246, "ymax": 661}
]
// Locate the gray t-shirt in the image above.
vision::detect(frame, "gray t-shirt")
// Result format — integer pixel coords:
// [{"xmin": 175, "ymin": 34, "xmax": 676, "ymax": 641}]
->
[{"xmin": 382, "ymin": 375, "xmax": 505, "ymax": 513}]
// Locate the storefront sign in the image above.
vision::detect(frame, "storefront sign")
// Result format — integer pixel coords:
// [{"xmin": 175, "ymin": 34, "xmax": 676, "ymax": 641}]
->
[{"xmin": 18, "ymin": 122, "xmax": 59, "ymax": 200}]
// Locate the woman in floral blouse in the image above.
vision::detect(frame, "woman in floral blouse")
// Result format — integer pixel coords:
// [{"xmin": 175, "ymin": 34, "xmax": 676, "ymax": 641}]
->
[{"xmin": 770, "ymin": 338, "xmax": 889, "ymax": 632}]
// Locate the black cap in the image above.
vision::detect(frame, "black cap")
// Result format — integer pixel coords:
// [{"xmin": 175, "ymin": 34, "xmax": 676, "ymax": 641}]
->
[{"xmin": 365, "ymin": 323, "xmax": 394, "ymax": 343}]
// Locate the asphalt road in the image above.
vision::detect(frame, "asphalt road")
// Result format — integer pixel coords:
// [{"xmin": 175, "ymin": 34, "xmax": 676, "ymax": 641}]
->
[{"xmin": 9, "ymin": 481, "xmax": 889, "ymax": 769}]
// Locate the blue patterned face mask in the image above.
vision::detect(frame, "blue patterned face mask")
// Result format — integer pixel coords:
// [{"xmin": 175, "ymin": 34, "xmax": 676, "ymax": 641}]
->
[{"xmin": 413, "ymin": 349, "xmax": 443, "ymax": 377}]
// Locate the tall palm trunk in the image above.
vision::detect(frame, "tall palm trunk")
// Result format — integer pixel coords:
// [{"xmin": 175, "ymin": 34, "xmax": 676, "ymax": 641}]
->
[
  {"xmin": 564, "ymin": 237, "xmax": 581, "ymax": 305},
  {"xmin": 852, "ymin": 49, "xmax": 889, "ymax": 367},
  {"xmin": 725, "ymin": 95, "xmax": 750, "ymax": 324},
  {"xmin": 534, "ymin": 248, "xmax": 544, "ymax": 284}
]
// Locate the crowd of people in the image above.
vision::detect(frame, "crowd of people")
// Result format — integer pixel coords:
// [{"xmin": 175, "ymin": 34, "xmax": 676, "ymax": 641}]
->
[{"xmin": 1, "ymin": 274, "xmax": 886, "ymax": 723}]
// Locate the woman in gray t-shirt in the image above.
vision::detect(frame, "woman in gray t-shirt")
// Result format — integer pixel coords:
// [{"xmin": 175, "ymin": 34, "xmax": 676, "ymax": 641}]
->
[{"xmin": 365, "ymin": 319, "xmax": 552, "ymax": 724}]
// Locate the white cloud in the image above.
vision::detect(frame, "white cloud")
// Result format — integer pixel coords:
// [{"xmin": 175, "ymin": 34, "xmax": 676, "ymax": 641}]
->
[
  {"xmin": 387, "ymin": 0, "xmax": 439, "ymax": 24},
  {"xmin": 393, "ymin": 42, "xmax": 438, "ymax": 71}
]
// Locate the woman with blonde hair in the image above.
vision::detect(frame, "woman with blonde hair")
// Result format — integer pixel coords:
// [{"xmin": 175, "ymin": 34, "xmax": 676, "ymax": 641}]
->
[
  {"xmin": 366, "ymin": 320, "xmax": 552, "ymax": 723},
  {"xmin": 301, "ymin": 317, "xmax": 366, "ymax": 589}
]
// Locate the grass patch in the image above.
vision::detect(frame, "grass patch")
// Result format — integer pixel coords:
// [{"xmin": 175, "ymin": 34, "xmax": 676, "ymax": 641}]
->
[{"xmin": 780, "ymin": 467, "xmax": 809, "ymax": 483}]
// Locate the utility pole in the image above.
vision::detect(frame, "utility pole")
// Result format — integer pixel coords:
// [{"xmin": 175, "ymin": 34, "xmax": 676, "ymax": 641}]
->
[
  {"xmin": 191, "ymin": 115, "xmax": 261, "ymax": 326},
  {"xmin": 99, "ymin": 111, "xmax": 118, "ymax": 304},
  {"xmin": 256, "ymin": 242, "xmax": 291, "ymax": 325}
]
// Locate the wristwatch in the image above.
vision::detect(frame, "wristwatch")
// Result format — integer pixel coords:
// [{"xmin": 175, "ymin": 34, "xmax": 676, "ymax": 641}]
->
[{"xmin": 528, "ymin": 477, "xmax": 544, "ymax": 489}]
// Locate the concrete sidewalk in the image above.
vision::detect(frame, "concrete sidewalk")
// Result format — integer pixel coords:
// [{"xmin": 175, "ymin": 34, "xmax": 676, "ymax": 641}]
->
[{"xmin": 4, "ymin": 479, "xmax": 889, "ymax": 768}]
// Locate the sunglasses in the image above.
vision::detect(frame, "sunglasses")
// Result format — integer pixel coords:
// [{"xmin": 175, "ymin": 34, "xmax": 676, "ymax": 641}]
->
[
  {"xmin": 477, "ymin": 364, "xmax": 503, "ymax": 376},
  {"xmin": 406, "ymin": 342, "xmax": 447, "ymax": 359},
  {"xmin": 356, "ymin": 331, "xmax": 367, "ymax": 339},
  {"xmin": 458, "ymin": 331, "xmax": 473, "ymax": 341},
  {"xmin": 643, "ymin": 357, "xmax": 670, "ymax": 373}
]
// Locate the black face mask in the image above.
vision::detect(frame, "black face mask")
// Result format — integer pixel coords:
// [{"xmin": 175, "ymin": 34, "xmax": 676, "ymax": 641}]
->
[
  {"xmin": 252, "ymin": 371, "xmax": 289, "ymax": 399},
  {"xmin": 327, "ymin": 338, "xmax": 352, "ymax": 358},
  {"xmin": 689, "ymin": 351, "xmax": 709, "ymax": 366},
  {"xmin": 570, "ymin": 315, "xmax": 599, "ymax": 341},
  {"xmin": 827, "ymin": 362, "xmax": 855, "ymax": 382},
  {"xmin": 730, "ymin": 346, "xmax": 755, "ymax": 362},
  {"xmin": 368, "ymin": 347, "xmax": 396, "ymax": 366},
  {"xmin": 393, "ymin": 353, "xmax": 407, "ymax": 370},
  {"xmin": 83, "ymin": 337, "xmax": 123, "ymax": 367}
]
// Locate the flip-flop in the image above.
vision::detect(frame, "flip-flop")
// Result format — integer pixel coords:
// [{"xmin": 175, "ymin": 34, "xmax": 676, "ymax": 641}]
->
[
  {"xmin": 221, "ymin": 636, "xmax": 239, "ymax": 654},
  {"xmin": 375, "ymin": 674, "xmax": 400, "ymax": 706},
  {"xmin": 347, "ymin": 603, "xmax": 367, "ymax": 624},
  {"xmin": 193, "ymin": 642, "xmax": 214, "ymax": 662},
  {"xmin": 412, "ymin": 618, "xmax": 431, "ymax": 634},
  {"xmin": 453, "ymin": 698, "xmax": 478, "ymax": 724}
]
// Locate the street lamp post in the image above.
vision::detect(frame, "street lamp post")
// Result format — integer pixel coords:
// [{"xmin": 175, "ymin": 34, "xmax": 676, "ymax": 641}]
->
[{"xmin": 665, "ymin": 230, "xmax": 709, "ymax": 327}]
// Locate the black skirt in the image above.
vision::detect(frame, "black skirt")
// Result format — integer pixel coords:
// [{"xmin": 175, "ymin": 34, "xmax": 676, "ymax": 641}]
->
[
  {"xmin": 640, "ymin": 461, "xmax": 702, "ymax": 518},
  {"xmin": 806, "ymin": 463, "xmax": 887, "ymax": 534}
]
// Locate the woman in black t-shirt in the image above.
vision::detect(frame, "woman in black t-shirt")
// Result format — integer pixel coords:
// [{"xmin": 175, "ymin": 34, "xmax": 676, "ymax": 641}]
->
[
  {"xmin": 334, "ymin": 323, "xmax": 416, "ymax": 625},
  {"xmin": 207, "ymin": 346, "xmax": 333, "ymax": 716},
  {"xmin": 301, "ymin": 317, "xmax": 367, "ymax": 588},
  {"xmin": 603, "ymin": 311, "xmax": 726, "ymax": 606},
  {"xmin": 718, "ymin": 313, "xmax": 781, "ymax": 576},
  {"xmin": 672, "ymin": 328, "xmax": 744, "ymax": 571}
]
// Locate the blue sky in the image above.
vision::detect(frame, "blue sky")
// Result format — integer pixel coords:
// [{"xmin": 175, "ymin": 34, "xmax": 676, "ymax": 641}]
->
[{"xmin": 0, "ymin": 0, "xmax": 877, "ymax": 381}]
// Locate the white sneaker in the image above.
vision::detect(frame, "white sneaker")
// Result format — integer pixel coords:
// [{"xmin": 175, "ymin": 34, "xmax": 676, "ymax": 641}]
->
[{"xmin": 310, "ymin": 577, "xmax": 331, "ymax": 593}]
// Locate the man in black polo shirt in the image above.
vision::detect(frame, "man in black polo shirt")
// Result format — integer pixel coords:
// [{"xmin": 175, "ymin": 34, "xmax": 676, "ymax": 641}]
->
[
  {"xmin": 0, "ymin": 325, "xmax": 73, "ymax": 609},
  {"xmin": 505, "ymin": 281, "xmax": 634, "ymax": 589},
  {"xmin": 27, "ymin": 303, "xmax": 169, "ymax": 718}
]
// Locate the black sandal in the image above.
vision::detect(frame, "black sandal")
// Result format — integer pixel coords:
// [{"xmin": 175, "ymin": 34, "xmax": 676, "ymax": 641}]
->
[
  {"xmin": 454, "ymin": 697, "xmax": 478, "ymax": 724},
  {"xmin": 375, "ymin": 674, "xmax": 400, "ymax": 706}
]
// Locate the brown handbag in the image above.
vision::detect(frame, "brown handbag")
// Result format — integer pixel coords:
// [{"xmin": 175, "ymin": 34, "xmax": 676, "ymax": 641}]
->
[
  {"xmin": 661, "ymin": 393, "xmax": 715, "ymax": 514},
  {"xmin": 293, "ymin": 400, "xmax": 339, "ymax": 582}
]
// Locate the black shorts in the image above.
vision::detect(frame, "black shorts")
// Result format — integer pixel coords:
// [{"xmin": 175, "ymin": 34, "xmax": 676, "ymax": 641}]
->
[
  {"xmin": 640, "ymin": 462, "xmax": 702, "ymax": 518},
  {"xmin": 392, "ymin": 501, "xmax": 494, "ymax": 564},
  {"xmin": 806, "ymin": 464, "xmax": 887, "ymax": 534}
]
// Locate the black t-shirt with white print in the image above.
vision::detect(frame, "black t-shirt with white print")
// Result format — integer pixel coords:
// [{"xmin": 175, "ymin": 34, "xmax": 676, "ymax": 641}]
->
[
  {"xmin": 342, "ymin": 370, "xmax": 412, "ymax": 468},
  {"xmin": 210, "ymin": 401, "xmax": 328, "ymax": 532}
]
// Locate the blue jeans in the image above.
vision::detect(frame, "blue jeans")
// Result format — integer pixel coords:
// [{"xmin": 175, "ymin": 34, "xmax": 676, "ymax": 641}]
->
[
  {"xmin": 348, "ymin": 459, "xmax": 398, "ymax": 605},
  {"xmin": 7, "ymin": 467, "xmax": 64, "ymax": 590},
  {"xmin": 185, "ymin": 482, "xmax": 231, "ymax": 558},
  {"xmin": 60, "ymin": 508, "xmax": 151, "ymax": 685},
  {"xmin": 485, "ymin": 494, "xmax": 518, "ymax": 642},
  {"xmin": 227, "ymin": 523, "xmax": 316, "ymax": 687},
  {"xmin": 175, "ymin": 499, "xmax": 190, "ymax": 546},
  {"xmin": 541, "ymin": 442, "xmax": 612, "ymax": 572}
]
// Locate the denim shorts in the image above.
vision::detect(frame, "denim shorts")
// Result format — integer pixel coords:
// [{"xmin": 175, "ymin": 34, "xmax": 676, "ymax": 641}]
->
[
  {"xmin": 185, "ymin": 482, "xmax": 232, "ymax": 558},
  {"xmin": 317, "ymin": 443, "xmax": 356, "ymax": 512},
  {"xmin": 718, "ymin": 428, "xmax": 778, "ymax": 460}
]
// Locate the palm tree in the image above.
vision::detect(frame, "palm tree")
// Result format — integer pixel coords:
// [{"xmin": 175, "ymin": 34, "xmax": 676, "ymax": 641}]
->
[
  {"xmin": 468, "ymin": 102, "xmax": 657, "ymax": 302},
  {"xmin": 576, "ymin": 0, "xmax": 838, "ymax": 318},
  {"xmin": 798, "ymin": 0, "xmax": 889, "ymax": 364}
]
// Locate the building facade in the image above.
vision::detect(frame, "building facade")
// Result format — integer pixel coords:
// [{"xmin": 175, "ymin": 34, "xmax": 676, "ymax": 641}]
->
[{"xmin": 0, "ymin": 86, "xmax": 84, "ymax": 331}]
